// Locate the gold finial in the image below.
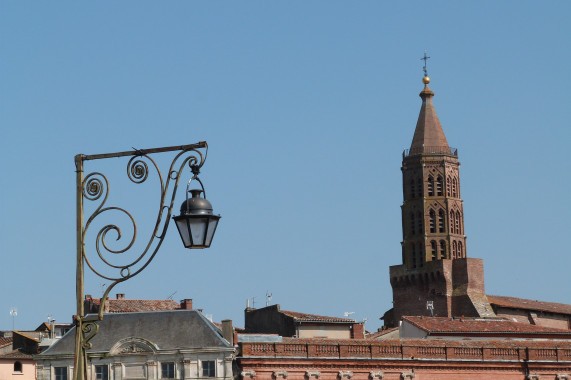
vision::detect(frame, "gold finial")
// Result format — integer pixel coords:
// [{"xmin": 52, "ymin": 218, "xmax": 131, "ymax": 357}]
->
[{"xmin": 420, "ymin": 50, "xmax": 430, "ymax": 84}]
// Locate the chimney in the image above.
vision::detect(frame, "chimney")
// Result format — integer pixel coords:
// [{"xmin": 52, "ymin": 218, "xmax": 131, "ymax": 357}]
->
[
  {"xmin": 116, "ymin": 293, "xmax": 125, "ymax": 300},
  {"xmin": 221, "ymin": 319, "xmax": 234, "ymax": 345},
  {"xmin": 50, "ymin": 320, "xmax": 56, "ymax": 339},
  {"xmin": 180, "ymin": 299, "xmax": 193, "ymax": 310},
  {"xmin": 351, "ymin": 323, "xmax": 365, "ymax": 339}
]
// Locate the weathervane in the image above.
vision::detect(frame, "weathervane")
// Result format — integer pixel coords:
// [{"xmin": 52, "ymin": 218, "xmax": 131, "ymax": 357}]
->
[{"xmin": 420, "ymin": 50, "xmax": 430, "ymax": 77}]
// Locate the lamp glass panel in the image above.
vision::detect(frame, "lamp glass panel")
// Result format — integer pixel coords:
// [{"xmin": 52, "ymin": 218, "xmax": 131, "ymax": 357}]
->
[
  {"xmin": 205, "ymin": 217, "xmax": 219, "ymax": 247},
  {"xmin": 188, "ymin": 217, "xmax": 208, "ymax": 246},
  {"xmin": 175, "ymin": 218, "xmax": 192, "ymax": 247}
]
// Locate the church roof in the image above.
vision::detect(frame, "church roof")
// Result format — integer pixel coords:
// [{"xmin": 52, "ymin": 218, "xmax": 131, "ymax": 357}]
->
[
  {"xmin": 488, "ymin": 295, "xmax": 571, "ymax": 316},
  {"xmin": 409, "ymin": 78, "xmax": 451, "ymax": 155},
  {"xmin": 39, "ymin": 310, "xmax": 231, "ymax": 355}
]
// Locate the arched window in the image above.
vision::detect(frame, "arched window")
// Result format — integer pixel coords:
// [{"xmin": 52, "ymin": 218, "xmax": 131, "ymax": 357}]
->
[
  {"xmin": 458, "ymin": 241, "xmax": 464, "ymax": 258},
  {"xmin": 455, "ymin": 210, "xmax": 461, "ymax": 234},
  {"xmin": 418, "ymin": 242, "xmax": 424, "ymax": 267},
  {"xmin": 416, "ymin": 178, "xmax": 422, "ymax": 198},
  {"xmin": 452, "ymin": 241, "xmax": 457, "ymax": 259},
  {"xmin": 417, "ymin": 212, "xmax": 423, "ymax": 233},
  {"xmin": 429, "ymin": 210, "xmax": 436, "ymax": 233},
  {"xmin": 452, "ymin": 177, "xmax": 457, "ymax": 198},
  {"xmin": 427, "ymin": 176, "xmax": 434, "ymax": 196},
  {"xmin": 14, "ymin": 361, "xmax": 22, "ymax": 373},
  {"xmin": 436, "ymin": 176, "xmax": 443, "ymax": 196},
  {"xmin": 440, "ymin": 240, "xmax": 447, "ymax": 259},
  {"xmin": 431, "ymin": 240, "xmax": 437, "ymax": 260},
  {"xmin": 438, "ymin": 209, "xmax": 445, "ymax": 232},
  {"xmin": 410, "ymin": 213, "xmax": 415, "ymax": 235},
  {"xmin": 446, "ymin": 176, "xmax": 451, "ymax": 196},
  {"xmin": 411, "ymin": 244, "xmax": 417, "ymax": 268},
  {"xmin": 410, "ymin": 179, "xmax": 415, "ymax": 198},
  {"xmin": 450, "ymin": 210, "xmax": 455, "ymax": 232}
]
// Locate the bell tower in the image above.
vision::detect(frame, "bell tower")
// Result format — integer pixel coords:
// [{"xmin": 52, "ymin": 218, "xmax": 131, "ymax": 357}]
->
[
  {"xmin": 400, "ymin": 75, "xmax": 467, "ymax": 269},
  {"xmin": 386, "ymin": 63, "xmax": 494, "ymax": 326}
]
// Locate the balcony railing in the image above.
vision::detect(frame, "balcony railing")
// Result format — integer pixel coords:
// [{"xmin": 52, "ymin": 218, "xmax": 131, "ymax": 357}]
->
[{"xmin": 403, "ymin": 146, "xmax": 458, "ymax": 158}]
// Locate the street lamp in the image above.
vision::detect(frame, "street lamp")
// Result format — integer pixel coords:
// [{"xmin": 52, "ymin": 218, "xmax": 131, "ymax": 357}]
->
[{"xmin": 73, "ymin": 142, "xmax": 219, "ymax": 380}]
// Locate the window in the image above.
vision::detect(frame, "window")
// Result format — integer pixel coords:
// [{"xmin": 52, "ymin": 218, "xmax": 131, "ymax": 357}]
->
[
  {"xmin": 427, "ymin": 176, "xmax": 434, "ymax": 196},
  {"xmin": 411, "ymin": 244, "xmax": 417, "ymax": 268},
  {"xmin": 452, "ymin": 177, "xmax": 457, "ymax": 198},
  {"xmin": 440, "ymin": 240, "xmax": 447, "ymax": 259},
  {"xmin": 429, "ymin": 210, "xmax": 436, "ymax": 233},
  {"xmin": 455, "ymin": 211, "xmax": 461, "ymax": 234},
  {"xmin": 431, "ymin": 240, "xmax": 437, "ymax": 260},
  {"xmin": 450, "ymin": 211, "xmax": 455, "ymax": 232},
  {"xmin": 416, "ymin": 178, "xmax": 422, "ymax": 198},
  {"xmin": 418, "ymin": 243, "xmax": 424, "ymax": 267},
  {"xmin": 436, "ymin": 176, "xmax": 443, "ymax": 196},
  {"xmin": 452, "ymin": 241, "xmax": 457, "ymax": 259},
  {"xmin": 409, "ymin": 179, "xmax": 415, "ymax": 198},
  {"xmin": 55, "ymin": 367, "xmax": 68, "ymax": 380},
  {"xmin": 161, "ymin": 362, "xmax": 175, "ymax": 379},
  {"xmin": 95, "ymin": 365, "xmax": 108, "ymax": 380},
  {"xmin": 458, "ymin": 241, "xmax": 464, "ymax": 258},
  {"xmin": 410, "ymin": 213, "xmax": 415, "ymax": 235},
  {"xmin": 446, "ymin": 176, "xmax": 451, "ymax": 196},
  {"xmin": 14, "ymin": 361, "xmax": 22, "ymax": 373},
  {"xmin": 417, "ymin": 212, "xmax": 423, "ymax": 233},
  {"xmin": 438, "ymin": 209, "xmax": 445, "ymax": 233},
  {"xmin": 202, "ymin": 361, "xmax": 215, "ymax": 377}
]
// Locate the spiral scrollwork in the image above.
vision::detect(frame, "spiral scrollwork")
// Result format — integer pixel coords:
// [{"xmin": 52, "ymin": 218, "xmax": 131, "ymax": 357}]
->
[
  {"xmin": 127, "ymin": 157, "xmax": 149, "ymax": 184},
  {"xmin": 83, "ymin": 173, "xmax": 108, "ymax": 201},
  {"xmin": 81, "ymin": 321, "xmax": 99, "ymax": 349}
]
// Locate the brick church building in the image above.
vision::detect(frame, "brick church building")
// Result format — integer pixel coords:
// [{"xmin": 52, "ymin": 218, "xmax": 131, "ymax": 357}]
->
[{"xmin": 236, "ymin": 74, "xmax": 571, "ymax": 379}]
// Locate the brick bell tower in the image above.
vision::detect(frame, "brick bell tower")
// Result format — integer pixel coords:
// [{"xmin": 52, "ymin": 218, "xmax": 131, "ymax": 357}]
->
[{"xmin": 387, "ymin": 68, "xmax": 495, "ymax": 326}]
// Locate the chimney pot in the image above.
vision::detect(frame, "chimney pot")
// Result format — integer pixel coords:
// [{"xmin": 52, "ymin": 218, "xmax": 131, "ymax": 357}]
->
[{"xmin": 116, "ymin": 293, "xmax": 125, "ymax": 300}]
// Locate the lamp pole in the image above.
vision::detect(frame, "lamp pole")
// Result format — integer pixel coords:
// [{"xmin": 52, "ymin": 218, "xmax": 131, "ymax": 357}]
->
[{"xmin": 73, "ymin": 142, "xmax": 220, "ymax": 380}]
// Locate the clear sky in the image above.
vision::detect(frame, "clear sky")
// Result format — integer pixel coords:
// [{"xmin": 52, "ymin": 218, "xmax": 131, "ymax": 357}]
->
[{"xmin": 1, "ymin": 2, "xmax": 570, "ymax": 332}]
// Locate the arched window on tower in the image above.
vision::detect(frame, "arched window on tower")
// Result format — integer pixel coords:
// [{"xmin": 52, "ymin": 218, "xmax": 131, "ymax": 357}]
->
[
  {"xmin": 429, "ymin": 210, "xmax": 436, "ymax": 233},
  {"xmin": 417, "ymin": 212, "xmax": 423, "ymax": 234},
  {"xmin": 438, "ymin": 209, "xmax": 445, "ymax": 233},
  {"xmin": 458, "ymin": 241, "xmax": 464, "ymax": 258},
  {"xmin": 410, "ymin": 213, "xmax": 415, "ymax": 235},
  {"xmin": 431, "ymin": 240, "xmax": 437, "ymax": 260},
  {"xmin": 418, "ymin": 242, "xmax": 424, "ymax": 267},
  {"xmin": 446, "ymin": 176, "xmax": 451, "ymax": 196},
  {"xmin": 427, "ymin": 176, "xmax": 434, "ymax": 196},
  {"xmin": 452, "ymin": 241, "xmax": 457, "ymax": 259},
  {"xmin": 409, "ymin": 178, "xmax": 415, "ymax": 199},
  {"xmin": 14, "ymin": 362, "xmax": 22, "ymax": 373},
  {"xmin": 436, "ymin": 175, "xmax": 443, "ymax": 196},
  {"xmin": 452, "ymin": 177, "xmax": 458, "ymax": 198},
  {"xmin": 417, "ymin": 178, "xmax": 422, "ymax": 198},
  {"xmin": 450, "ymin": 210, "xmax": 455, "ymax": 233},
  {"xmin": 455, "ymin": 210, "xmax": 461, "ymax": 234},
  {"xmin": 440, "ymin": 240, "xmax": 447, "ymax": 259},
  {"xmin": 411, "ymin": 244, "xmax": 417, "ymax": 268}
]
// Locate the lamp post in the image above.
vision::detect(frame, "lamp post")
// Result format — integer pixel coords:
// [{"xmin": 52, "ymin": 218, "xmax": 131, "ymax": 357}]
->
[{"xmin": 73, "ymin": 142, "xmax": 219, "ymax": 380}]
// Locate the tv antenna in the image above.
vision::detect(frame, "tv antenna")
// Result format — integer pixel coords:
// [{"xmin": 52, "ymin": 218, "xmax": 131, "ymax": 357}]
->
[
  {"xmin": 265, "ymin": 291, "xmax": 272, "ymax": 307},
  {"xmin": 9, "ymin": 307, "xmax": 17, "ymax": 330},
  {"xmin": 167, "ymin": 291, "xmax": 177, "ymax": 300},
  {"xmin": 47, "ymin": 314, "xmax": 53, "ymax": 323},
  {"xmin": 426, "ymin": 301, "xmax": 434, "ymax": 317}
]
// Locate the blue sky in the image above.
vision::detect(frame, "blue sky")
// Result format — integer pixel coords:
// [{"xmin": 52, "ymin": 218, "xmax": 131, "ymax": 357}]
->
[{"xmin": 1, "ymin": 2, "xmax": 569, "ymax": 331}]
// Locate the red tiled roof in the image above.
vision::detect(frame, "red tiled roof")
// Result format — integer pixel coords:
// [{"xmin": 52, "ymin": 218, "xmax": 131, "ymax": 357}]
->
[
  {"xmin": 365, "ymin": 327, "xmax": 399, "ymax": 339},
  {"xmin": 0, "ymin": 337, "xmax": 12, "ymax": 348},
  {"xmin": 280, "ymin": 310, "xmax": 355, "ymax": 323},
  {"xmin": 488, "ymin": 295, "xmax": 571, "ymax": 315},
  {"xmin": 91, "ymin": 298, "xmax": 181, "ymax": 313},
  {"xmin": 402, "ymin": 316, "xmax": 571, "ymax": 336},
  {"xmin": 0, "ymin": 349, "xmax": 34, "ymax": 359}
]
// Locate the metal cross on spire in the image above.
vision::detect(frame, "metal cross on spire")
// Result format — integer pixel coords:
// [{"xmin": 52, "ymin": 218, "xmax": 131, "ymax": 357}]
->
[{"xmin": 420, "ymin": 50, "xmax": 430, "ymax": 77}]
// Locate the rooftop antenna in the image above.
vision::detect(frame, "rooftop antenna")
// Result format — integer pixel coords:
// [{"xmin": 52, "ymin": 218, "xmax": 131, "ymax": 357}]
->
[
  {"xmin": 426, "ymin": 301, "xmax": 434, "ymax": 317},
  {"xmin": 251, "ymin": 296, "xmax": 256, "ymax": 308},
  {"xmin": 420, "ymin": 50, "xmax": 430, "ymax": 77},
  {"xmin": 167, "ymin": 291, "xmax": 177, "ymax": 300},
  {"xmin": 47, "ymin": 314, "xmax": 53, "ymax": 323},
  {"xmin": 343, "ymin": 311, "xmax": 355, "ymax": 318},
  {"xmin": 9, "ymin": 307, "xmax": 17, "ymax": 331},
  {"xmin": 265, "ymin": 291, "xmax": 272, "ymax": 307}
]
